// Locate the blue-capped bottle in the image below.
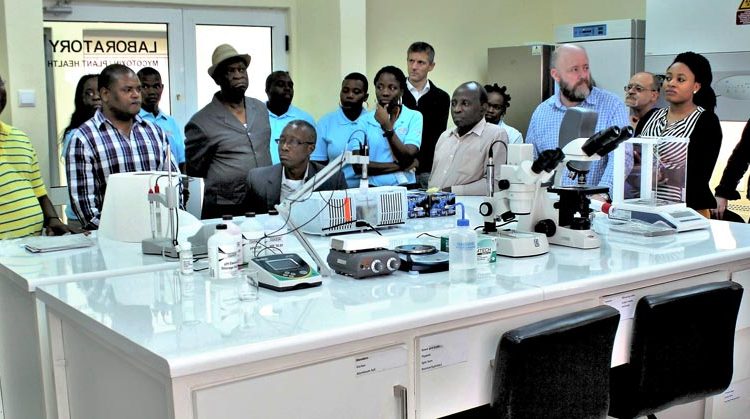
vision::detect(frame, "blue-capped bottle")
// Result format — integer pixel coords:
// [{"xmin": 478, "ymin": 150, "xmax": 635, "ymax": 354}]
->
[{"xmin": 449, "ymin": 202, "xmax": 477, "ymax": 271}]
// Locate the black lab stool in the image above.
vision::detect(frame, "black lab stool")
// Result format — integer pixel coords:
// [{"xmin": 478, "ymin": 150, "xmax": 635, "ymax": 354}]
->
[
  {"xmin": 608, "ymin": 281, "xmax": 744, "ymax": 419},
  {"xmin": 490, "ymin": 305, "xmax": 620, "ymax": 419}
]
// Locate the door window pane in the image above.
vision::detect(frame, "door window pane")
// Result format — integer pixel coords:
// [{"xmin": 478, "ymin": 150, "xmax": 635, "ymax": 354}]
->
[
  {"xmin": 44, "ymin": 21, "xmax": 169, "ymax": 184},
  {"xmin": 194, "ymin": 25, "xmax": 272, "ymax": 107}
]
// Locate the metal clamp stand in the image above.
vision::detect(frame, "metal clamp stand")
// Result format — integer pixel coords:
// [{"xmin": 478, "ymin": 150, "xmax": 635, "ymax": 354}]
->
[{"xmin": 275, "ymin": 151, "xmax": 369, "ymax": 277}]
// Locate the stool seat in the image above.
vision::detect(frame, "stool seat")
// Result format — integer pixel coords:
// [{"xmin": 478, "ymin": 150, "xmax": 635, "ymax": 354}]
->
[
  {"xmin": 491, "ymin": 305, "xmax": 620, "ymax": 419},
  {"xmin": 608, "ymin": 281, "xmax": 744, "ymax": 419}
]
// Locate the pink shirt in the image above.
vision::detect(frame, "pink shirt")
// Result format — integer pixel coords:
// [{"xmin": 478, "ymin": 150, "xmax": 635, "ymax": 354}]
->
[{"xmin": 429, "ymin": 118, "xmax": 508, "ymax": 195}]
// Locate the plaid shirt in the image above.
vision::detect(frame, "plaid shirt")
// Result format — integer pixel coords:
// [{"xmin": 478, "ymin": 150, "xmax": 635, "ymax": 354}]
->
[
  {"xmin": 66, "ymin": 109, "xmax": 179, "ymax": 229},
  {"xmin": 526, "ymin": 87, "xmax": 630, "ymax": 195}
]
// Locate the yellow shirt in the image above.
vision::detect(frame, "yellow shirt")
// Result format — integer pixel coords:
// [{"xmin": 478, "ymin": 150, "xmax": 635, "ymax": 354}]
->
[{"xmin": 0, "ymin": 121, "xmax": 46, "ymax": 239}]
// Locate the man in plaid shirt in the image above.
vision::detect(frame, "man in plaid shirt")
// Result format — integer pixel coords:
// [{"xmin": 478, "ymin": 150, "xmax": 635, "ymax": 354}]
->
[
  {"xmin": 66, "ymin": 64, "xmax": 179, "ymax": 230},
  {"xmin": 526, "ymin": 44, "xmax": 630, "ymax": 202}
]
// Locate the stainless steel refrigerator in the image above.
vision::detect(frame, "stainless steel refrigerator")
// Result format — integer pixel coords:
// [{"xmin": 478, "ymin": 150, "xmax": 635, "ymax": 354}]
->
[
  {"xmin": 487, "ymin": 20, "xmax": 645, "ymax": 139},
  {"xmin": 555, "ymin": 19, "xmax": 646, "ymax": 97},
  {"xmin": 486, "ymin": 44, "xmax": 555, "ymax": 138}
]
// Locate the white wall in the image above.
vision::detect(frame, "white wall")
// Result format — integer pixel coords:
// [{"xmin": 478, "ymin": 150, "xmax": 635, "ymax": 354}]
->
[
  {"xmin": 2, "ymin": 0, "xmax": 646, "ymax": 186},
  {"xmin": 365, "ymin": 0, "xmax": 646, "ymax": 103},
  {"xmin": 646, "ymin": 0, "xmax": 750, "ymax": 55}
]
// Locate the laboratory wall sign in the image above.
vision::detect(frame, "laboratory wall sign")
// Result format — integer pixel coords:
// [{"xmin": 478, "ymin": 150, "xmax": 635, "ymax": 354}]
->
[
  {"xmin": 45, "ymin": 32, "xmax": 168, "ymax": 70},
  {"xmin": 48, "ymin": 39, "xmax": 159, "ymax": 54}
]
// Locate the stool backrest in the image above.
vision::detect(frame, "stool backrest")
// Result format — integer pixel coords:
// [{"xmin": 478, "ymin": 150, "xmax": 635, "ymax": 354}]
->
[
  {"xmin": 491, "ymin": 305, "xmax": 620, "ymax": 419},
  {"xmin": 627, "ymin": 281, "xmax": 743, "ymax": 413}
]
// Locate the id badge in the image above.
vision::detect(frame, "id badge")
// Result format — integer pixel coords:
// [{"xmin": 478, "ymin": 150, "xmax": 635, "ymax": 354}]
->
[{"xmin": 395, "ymin": 171, "xmax": 408, "ymax": 185}]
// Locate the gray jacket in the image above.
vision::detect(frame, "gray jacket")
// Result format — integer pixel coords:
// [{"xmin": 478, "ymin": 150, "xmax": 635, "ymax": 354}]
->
[
  {"xmin": 185, "ymin": 93, "xmax": 271, "ymax": 218},
  {"xmin": 244, "ymin": 161, "xmax": 348, "ymax": 214}
]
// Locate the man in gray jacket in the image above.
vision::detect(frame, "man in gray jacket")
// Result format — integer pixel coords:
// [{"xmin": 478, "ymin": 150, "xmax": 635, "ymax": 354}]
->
[
  {"xmin": 185, "ymin": 44, "xmax": 271, "ymax": 219},
  {"xmin": 244, "ymin": 120, "xmax": 347, "ymax": 214}
]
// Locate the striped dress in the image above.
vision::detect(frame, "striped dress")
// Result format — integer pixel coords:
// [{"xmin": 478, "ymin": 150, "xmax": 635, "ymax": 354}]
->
[
  {"xmin": 0, "ymin": 122, "xmax": 46, "ymax": 239},
  {"xmin": 638, "ymin": 107, "xmax": 703, "ymax": 203}
]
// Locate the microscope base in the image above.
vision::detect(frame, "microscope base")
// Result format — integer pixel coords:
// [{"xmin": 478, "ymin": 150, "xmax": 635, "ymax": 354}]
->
[
  {"xmin": 548, "ymin": 226, "xmax": 600, "ymax": 249},
  {"xmin": 489, "ymin": 230, "xmax": 550, "ymax": 257},
  {"xmin": 142, "ymin": 237, "xmax": 180, "ymax": 258}
]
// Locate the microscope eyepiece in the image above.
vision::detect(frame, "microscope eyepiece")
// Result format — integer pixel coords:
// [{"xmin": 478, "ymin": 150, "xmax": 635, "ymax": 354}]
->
[
  {"xmin": 531, "ymin": 148, "xmax": 565, "ymax": 173},
  {"xmin": 597, "ymin": 125, "xmax": 635, "ymax": 155},
  {"xmin": 581, "ymin": 126, "xmax": 621, "ymax": 157}
]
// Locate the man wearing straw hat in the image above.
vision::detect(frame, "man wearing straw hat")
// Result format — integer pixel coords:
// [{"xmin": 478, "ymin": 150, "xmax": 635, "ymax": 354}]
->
[{"xmin": 185, "ymin": 44, "xmax": 272, "ymax": 219}]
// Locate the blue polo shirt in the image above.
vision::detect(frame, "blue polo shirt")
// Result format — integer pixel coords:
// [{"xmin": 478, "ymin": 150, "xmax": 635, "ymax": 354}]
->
[
  {"xmin": 363, "ymin": 106, "xmax": 423, "ymax": 186},
  {"xmin": 526, "ymin": 87, "xmax": 629, "ymax": 194},
  {"xmin": 268, "ymin": 104, "xmax": 316, "ymax": 164},
  {"xmin": 138, "ymin": 108, "xmax": 186, "ymax": 164},
  {"xmin": 311, "ymin": 107, "xmax": 369, "ymax": 187}
]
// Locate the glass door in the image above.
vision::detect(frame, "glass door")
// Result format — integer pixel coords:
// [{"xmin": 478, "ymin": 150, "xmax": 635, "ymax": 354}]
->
[
  {"xmin": 43, "ymin": 4, "xmax": 182, "ymax": 188},
  {"xmin": 43, "ymin": 4, "xmax": 287, "ymax": 187},
  {"xmin": 182, "ymin": 8, "xmax": 287, "ymax": 111}
]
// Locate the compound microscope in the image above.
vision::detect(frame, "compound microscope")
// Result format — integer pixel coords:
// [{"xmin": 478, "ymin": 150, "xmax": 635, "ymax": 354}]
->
[{"xmin": 480, "ymin": 108, "xmax": 633, "ymax": 251}]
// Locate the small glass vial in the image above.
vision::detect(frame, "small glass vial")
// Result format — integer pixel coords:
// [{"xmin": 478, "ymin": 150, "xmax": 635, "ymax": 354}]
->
[{"xmin": 179, "ymin": 241, "xmax": 194, "ymax": 275}]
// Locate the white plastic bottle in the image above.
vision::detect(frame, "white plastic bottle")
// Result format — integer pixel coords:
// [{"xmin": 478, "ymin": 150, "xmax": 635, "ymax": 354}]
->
[
  {"xmin": 178, "ymin": 241, "xmax": 194, "ymax": 275},
  {"xmin": 449, "ymin": 203, "xmax": 477, "ymax": 271},
  {"xmin": 261, "ymin": 209, "xmax": 287, "ymax": 256},
  {"xmin": 221, "ymin": 214, "xmax": 243, "ymax": 264},
  {"xmin": 240, "ymin": 212, "xmax": 264, "ymax": 263},
  {"xmin": 207, "ymin": 224, "xmax": 239, "ymax": 279}
]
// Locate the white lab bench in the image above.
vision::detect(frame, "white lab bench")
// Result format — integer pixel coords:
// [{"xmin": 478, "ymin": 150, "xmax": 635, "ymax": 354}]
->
[
  {"xmin": 3, "ymin": 197, "xmax": 750, "ymax": 419},
  {"xmin": 0, "ymin": 234, "xmax": 178, "ymax": 419}
]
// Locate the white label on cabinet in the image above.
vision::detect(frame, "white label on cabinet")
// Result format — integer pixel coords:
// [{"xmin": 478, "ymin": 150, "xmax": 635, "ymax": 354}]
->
[
  {"xmin": 601, "ymin": 293, "xmax": 638, "ymax": 320},
  {"xmin": 722, "ymin": 378, "xmax": 749, "ymax": 404},
  {"xmin": 354, "ymin": 346, "xmax": 407, "ymax": 377},
  {"xmin": 419, "ymin": 329, "xmax": 469, "ymax": 373}
]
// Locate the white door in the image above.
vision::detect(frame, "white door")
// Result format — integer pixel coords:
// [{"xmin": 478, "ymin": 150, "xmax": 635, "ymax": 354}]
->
[
  {"xmin": 43, "ymin": 4, "xmax": 287, "ymax": 186},
  {"xmin": 182, "ymin": 8, "xmax": 287, "ymax": 112}
]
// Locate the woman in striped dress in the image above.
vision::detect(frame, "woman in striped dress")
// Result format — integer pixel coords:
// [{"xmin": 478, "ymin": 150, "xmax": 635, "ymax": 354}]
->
[{"xmin": 634, "ymin": 52, "xmax": 722, "ymax": 217}]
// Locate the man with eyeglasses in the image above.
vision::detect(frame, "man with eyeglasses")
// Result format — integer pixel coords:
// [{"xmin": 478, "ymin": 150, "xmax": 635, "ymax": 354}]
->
[
  {"xmin": 185, "ymin": 44, "xmax": 271, "ymax": 219},
  {"xmin": 243, "ymin": 120, "xmax": 346, "ymax": 214},
  {"xmin": 624, "ymin": 72, "xmax": 660, "ymax": 127},
  {"xmin": 66, "ymin": 64, "xmax": 179, "ymax": 230},
  {"xmin": 137, "ymin": 67, "xmax": 186, "ymax": 171}
]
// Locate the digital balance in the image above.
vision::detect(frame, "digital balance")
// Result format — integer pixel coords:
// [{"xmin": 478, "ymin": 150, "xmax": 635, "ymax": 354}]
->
[
  {"xmin": 608, "ymin": 199, "xmax": 709, "ymax": 232},
  {"xmin": 248, "ymin": 253, "xmax": 322, "ymax": 291},
  {"xmin": 611, "ymin": 136, "xmax": 709, "ymax": 232}
]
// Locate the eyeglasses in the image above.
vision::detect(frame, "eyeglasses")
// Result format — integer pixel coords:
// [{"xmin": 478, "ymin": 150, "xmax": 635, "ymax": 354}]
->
[
  {"xmin": 275, "ymin": 138, "xmax": 315, "ymax": 147},
  {"xmin": 624, "ymin": 84, "xmax": 657, "ymax": 93}
]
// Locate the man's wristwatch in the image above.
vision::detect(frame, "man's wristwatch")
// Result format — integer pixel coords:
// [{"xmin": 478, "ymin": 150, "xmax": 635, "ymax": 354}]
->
[{"xmin": 383, "ymin": 129, "xmax": 395, "ymax": 140}]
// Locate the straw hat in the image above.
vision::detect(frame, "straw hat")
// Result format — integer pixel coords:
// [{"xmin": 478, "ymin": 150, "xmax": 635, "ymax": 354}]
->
[{"xmin": 207, "ymin": 44, "xmax": 251, "ymax": 78}]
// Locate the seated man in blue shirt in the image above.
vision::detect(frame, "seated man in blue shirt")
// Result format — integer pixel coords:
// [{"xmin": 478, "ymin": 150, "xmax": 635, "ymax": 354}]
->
[
  {"xmin": 265, "ymin": 71, "xmax": 316, "ymax": 164},
  {"xmin": 137, "ymin": 67, "xmax": 186, "ymax": 172},
  {"xmin": 526, "ymin": 44, "xmax": 630, "ymax": 202}
]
